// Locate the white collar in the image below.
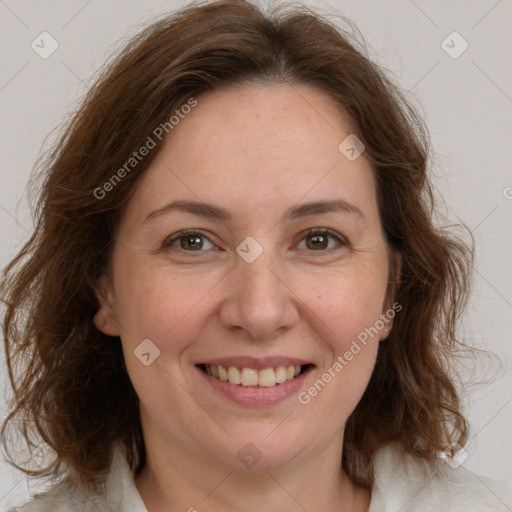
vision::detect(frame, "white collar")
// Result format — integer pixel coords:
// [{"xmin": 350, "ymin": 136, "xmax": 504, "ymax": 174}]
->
[
  {"xmin": 22, "ymin": 441, "xmax": 512, "ymax": 511},
  {"xmin": 108, "ymin": 441, "xmax": 512, "ymax": 511},
  {"xmin": 368, "ymin": 440, "xmax": 512, "ymax": 511}
]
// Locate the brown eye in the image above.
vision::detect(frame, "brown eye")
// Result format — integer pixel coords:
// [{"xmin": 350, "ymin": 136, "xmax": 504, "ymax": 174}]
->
[
  {"xmin": 163, "ymin": 231, "xmax": 215, "ymax": 252},
  {"xmin": 297, "ymin": 229, "xmax": 346, "ymax": 252}
]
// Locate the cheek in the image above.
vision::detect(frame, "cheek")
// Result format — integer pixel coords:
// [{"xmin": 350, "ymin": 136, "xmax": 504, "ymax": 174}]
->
[
  {"xmin": 112, "ymin": 264, "xmax": 221, "ymax": 415},
  {"xmin": 112, "ymin": 258, "xmax": 225, "ymax": 351},
  {"xmin": 295, "ymin": 267, "xmax": 385, "ymax": 414},
  {"xmin": 305, "ymin": 264, "xmax": 388, "ymax": 344},
  {"xmin": 314, "ymin": 287, "xmax": 382, "ymax": 385}
]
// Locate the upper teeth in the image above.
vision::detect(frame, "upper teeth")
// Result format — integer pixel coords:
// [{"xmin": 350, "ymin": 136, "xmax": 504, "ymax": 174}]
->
[{"xmin": 205, "ymin": 364, "xmax": 301, "ymax": 387}]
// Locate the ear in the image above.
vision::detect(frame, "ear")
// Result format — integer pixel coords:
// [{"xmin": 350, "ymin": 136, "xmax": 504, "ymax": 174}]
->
[
  {"xmin": 93, "ymin": 273, "xmax": 120, "ymax": 336},
  {"xmin": 379, "ymin": 250, "xmax": 402, "ymax": 340}
]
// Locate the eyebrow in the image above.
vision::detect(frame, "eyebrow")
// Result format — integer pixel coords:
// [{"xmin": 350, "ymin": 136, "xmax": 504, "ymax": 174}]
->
[{"xmin": 144, "ymin": 198, "xmax": 364, "ymax": 224}]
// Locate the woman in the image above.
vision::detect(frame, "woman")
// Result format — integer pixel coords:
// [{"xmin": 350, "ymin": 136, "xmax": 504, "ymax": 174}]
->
[{"xmin": 2, "ymin": 1, "xmax": 511, "ymax": 510}]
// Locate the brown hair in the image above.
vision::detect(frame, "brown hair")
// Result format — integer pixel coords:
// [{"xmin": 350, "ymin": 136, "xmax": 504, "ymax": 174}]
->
[{"xmin": 1, "ymin": 0, "xmax": 475, "ymax": 492}]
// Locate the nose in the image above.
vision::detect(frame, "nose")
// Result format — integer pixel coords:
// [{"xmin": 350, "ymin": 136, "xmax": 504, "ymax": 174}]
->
[{"xmin": 218, "ymin": 251, "xmax": 299, "ymax": 342}]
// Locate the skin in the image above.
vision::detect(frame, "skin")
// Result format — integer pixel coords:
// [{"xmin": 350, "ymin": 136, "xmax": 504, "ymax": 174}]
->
[{"xmin": 94, "ymin": 83, "xmax": 398, "ymax": 512}]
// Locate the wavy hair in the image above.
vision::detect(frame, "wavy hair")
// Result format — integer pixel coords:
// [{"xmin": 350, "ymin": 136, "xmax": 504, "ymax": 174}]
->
[{"xmin": 1, "ymin": 0, "xmax": 474, "ymax": 491}]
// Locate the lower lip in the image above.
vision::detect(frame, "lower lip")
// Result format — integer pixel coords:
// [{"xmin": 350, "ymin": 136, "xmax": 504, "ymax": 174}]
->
[{"xmin": 197, "ymin": 366, "xmax": 312, "ymax": 406}]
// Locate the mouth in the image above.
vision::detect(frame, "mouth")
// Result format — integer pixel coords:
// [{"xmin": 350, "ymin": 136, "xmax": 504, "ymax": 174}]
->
[{"xmin": 196, "ymin": 363, "xmax": 314, "ymax": 388}]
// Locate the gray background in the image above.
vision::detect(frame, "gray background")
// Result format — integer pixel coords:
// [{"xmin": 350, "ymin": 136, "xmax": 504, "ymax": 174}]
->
[{"xmin": 1, "ymin": 0, "xmax": 511, "ymax": 508}]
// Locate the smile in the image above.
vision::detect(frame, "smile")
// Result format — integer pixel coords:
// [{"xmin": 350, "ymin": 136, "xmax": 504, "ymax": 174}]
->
[
  {"xmin": 198, "ymin": 364, "xmax": 310, "ymax": 388},
  {"xmin": 195, "ymin": 356, "xmax": 315, "ymax": 406}
]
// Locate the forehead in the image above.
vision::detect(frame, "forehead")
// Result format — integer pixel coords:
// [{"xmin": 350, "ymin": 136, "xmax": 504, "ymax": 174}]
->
[{"xmin": 123, "ymin": 83, "xmax": 379, "ymax": 227}]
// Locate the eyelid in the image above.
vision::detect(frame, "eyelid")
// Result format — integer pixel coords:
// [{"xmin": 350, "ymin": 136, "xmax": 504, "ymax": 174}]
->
[
  {"xmin": 299, "ymin": 227, "xmax": 346, "ymax": 241},
  {"xmin": 163, "ymin": 228, "xmax": 348, "ymax": 255},
  {"xmin": 295, "ymin": 228, "xmax": 349, "ymax": 251},
  {"xmin": 162, "ymin": 229, "xmax": 217, "ymax": 252}
]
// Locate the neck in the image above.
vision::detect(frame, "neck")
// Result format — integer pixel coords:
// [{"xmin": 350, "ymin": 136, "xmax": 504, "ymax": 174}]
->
[{"xmin": 134, "ymin": 428, "xmax": 370, "ymax": 512}]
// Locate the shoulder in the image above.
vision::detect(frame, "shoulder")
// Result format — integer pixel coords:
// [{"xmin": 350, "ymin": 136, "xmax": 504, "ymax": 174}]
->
[
  {"xmin": 369, "ymin": 441, "xmax": 512, "ymax": 511},
  {"xmin": 7, "ymin": 443, "xmax": 143, "ymax": 512},
  {"xmin": 6, "ymin": 480, "xmax": 107, "ymax": 512}
]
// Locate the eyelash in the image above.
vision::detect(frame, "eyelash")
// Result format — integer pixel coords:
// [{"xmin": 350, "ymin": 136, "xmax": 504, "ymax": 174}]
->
[{"xmin": 162, "ymin": 228, "xmax": 348, "ymax": 257}]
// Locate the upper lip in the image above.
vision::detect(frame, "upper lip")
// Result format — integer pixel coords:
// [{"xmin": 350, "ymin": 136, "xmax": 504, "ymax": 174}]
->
[{"xmin": 196, "ymin": 356, "xmax": 314, "ymax": 370}]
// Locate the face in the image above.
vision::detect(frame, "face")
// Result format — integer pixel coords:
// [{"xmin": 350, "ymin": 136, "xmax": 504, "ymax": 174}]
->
[{"xmin": 94, "ymin": 83, "xmax": 396, "ymax": 472}]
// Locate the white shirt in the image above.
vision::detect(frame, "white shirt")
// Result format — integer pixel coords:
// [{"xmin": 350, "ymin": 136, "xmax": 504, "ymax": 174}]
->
[{"xmin": 10, "ymin": 441, "xmax": 512, "ymax": 511}]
